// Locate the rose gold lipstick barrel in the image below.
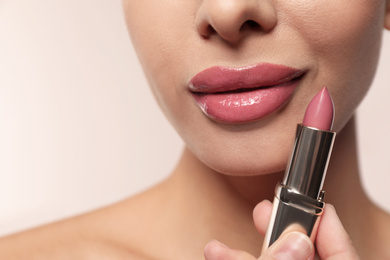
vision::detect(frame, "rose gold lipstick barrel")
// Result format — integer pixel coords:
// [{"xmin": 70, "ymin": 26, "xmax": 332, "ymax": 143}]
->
[{"xmin": 262, "ymin": 124, "xmax": 336, "ymax": 251}]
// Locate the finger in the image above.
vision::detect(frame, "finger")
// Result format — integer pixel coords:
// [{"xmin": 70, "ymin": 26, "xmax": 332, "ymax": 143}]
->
[
  {"xmin": 204, "ymin": 240, "xmax": 257, "ymax": 260},
  {"xmin": 316, "ymin": 204, "xmax": 359, "ymax": 260},
  {"xmin": 261, "ymin": 231, "xmax": 314, "ymax": 260},
  {"xmin": 253, "ymin": 200, "xmax": 273, "ymax": 236}
]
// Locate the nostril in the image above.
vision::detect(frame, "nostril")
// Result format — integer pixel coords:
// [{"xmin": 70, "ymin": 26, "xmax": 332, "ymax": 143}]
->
[
  {"xmin": 195, "ymin": 2, "xmax": 277, "ymax": 43},
  {"xmin": 246, "ymin": 20, "xmax": 260, "ymax": 29},
  {"xmin": 206, "ymin": 25, "xmax": 216, "ymax": 35},
  {"xmin": 240, "ymin": 20, "xmax": 262, "ymax": 32},
  {"xmin": 198, "ymin": 24, "xmax": 217, "ymax": 39}
]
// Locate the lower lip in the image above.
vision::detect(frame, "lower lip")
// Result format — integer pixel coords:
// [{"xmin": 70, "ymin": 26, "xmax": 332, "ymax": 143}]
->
[{"xmin": 191, "ymin": 79, "xmax": 300, "ymax": 124}]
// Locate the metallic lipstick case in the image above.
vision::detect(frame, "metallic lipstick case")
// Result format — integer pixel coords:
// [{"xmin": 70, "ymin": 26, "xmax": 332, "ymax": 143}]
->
[{"xmin": 262, "ymin": 124, "xmax": 336, "ymax": 251}]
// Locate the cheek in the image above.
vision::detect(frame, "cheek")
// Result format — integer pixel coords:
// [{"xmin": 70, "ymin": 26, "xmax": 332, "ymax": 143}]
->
[
  {"xmin": 283, "ymin": 1, "xmax": 385, "ymax": 48},
  {"xmin": 282, "ymin": 1, "xmax": 384, "ymax": 130},
  {"xmin": 124, "ymin": 0, "xmax": 196, "ymax": 80},
  {"xmin": 123, "ymin": 0, "xmax": 198, "ymax": 125}
]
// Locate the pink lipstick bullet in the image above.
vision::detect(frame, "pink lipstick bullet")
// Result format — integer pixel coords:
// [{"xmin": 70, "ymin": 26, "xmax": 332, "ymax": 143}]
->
[{"xmin": 303, "ymin": 87, "xmax": 334, "ymax": 131}]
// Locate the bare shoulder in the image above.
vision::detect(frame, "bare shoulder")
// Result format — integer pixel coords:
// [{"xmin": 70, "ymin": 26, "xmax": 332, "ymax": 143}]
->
[
  {"xmin": 0, "ymin": 216, "xmax": 124, "ymax": 259},
  {"xmin": 0, "ymin": 199, "xmax": 155, "ymax": 260},
  {"xmin": 0, "ymin": 182, "xmax": 171, "ymax": 260}
]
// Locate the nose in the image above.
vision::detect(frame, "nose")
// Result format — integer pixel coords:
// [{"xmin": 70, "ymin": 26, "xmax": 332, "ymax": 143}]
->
[{"xmin": 196, "ymin": 0, "xmax": 277, "ymax": 44}]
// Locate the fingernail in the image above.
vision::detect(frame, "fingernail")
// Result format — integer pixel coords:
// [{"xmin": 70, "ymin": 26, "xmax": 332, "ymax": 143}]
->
[
  {"xmin": 212, "ymin": 239, "xmax": 229, "ymax": 248},
  {"xmin": 273, "ymin": 232, "xmax": 313, "ymax": 260}
]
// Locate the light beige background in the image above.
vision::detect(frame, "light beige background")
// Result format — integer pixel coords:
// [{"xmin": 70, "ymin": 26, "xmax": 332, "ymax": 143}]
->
[{"xmin": 0, "ymin": 1, "xmax": 389, "ymax": 236}]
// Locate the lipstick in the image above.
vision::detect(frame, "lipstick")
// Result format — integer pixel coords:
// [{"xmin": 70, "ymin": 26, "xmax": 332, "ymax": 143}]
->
[
  {"xmin": 189, "ymin": 63, "xmax": 304, "ymax": 124},
  {"xmin": 262, "ymin": 87, "xmax": 336, "ymax": 251}
]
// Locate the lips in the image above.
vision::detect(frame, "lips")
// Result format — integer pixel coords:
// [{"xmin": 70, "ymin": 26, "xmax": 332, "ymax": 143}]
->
[{"xmin": 189, "ymin": 63, "xmax": 303, "ymax": 124}]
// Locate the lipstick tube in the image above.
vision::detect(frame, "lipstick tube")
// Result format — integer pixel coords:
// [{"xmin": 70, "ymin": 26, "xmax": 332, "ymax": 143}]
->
[{"xmin": 262, "ymin": 124, "xmax": 336, "ymax": 251}]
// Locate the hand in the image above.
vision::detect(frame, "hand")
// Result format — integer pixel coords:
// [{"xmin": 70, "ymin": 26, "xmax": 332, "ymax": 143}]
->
[{"xmin": 204, "ymin": 201, "xmax": 360, "ymax": 260}]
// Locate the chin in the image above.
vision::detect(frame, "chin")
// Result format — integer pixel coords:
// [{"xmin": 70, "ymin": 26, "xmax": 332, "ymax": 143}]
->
[{"xmin": 193, "ymin": 144, "xmax": 291, "ymax": 177}]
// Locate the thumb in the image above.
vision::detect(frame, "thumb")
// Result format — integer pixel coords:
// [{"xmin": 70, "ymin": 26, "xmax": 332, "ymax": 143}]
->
[{"xmin": 260, "ymin": 232, "xmax": 314, "ymax": 260}]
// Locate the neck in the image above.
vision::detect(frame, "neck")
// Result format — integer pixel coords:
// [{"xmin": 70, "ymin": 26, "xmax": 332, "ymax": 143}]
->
[
  {"xmin": 323, "ymin": 116, "xmax": 369, "ymax": 220},
  {"xmin": 323, "ymin": 117, "xmax": 390, "ymax": 258}
]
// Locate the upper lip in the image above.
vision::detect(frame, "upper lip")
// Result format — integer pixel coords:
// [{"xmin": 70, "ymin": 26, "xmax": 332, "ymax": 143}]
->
[{"xmin": 189, "ymin": 63, "xmax": 304, "ymax": 93}]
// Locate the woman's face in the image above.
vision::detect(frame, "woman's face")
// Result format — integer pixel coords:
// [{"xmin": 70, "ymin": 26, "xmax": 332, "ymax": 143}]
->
[{"xmin": 123, "ymin": 1, "xmax": 390, "ymax": 176}]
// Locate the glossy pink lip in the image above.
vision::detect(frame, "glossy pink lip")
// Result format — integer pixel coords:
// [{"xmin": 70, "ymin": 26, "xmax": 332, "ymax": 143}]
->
[{"xmin": 189, "ymin": 63, "xmax": 304, "ymax": 123}]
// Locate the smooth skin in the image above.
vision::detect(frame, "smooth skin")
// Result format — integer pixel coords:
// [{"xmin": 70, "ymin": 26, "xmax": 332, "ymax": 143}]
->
[{"xmin": 1, "ymin": 0, "xmax": 390, "ymax": 259}]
